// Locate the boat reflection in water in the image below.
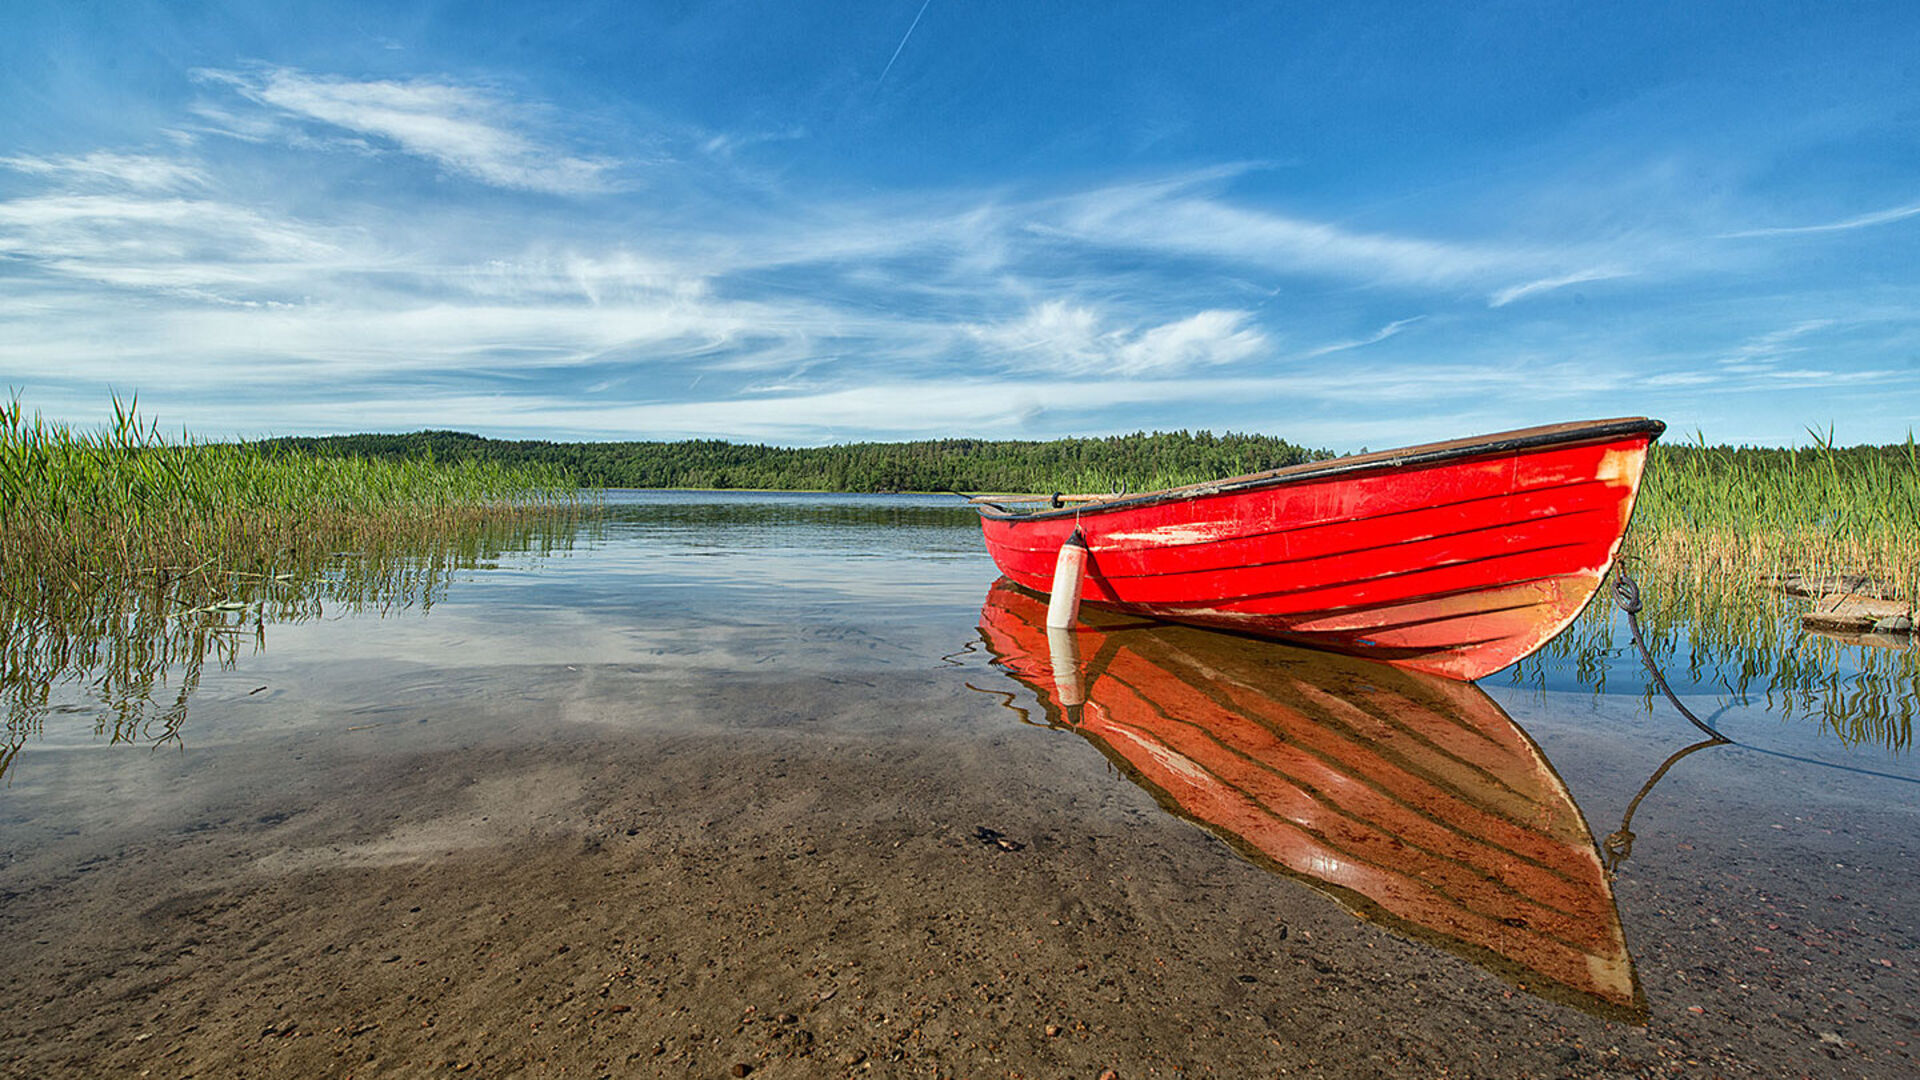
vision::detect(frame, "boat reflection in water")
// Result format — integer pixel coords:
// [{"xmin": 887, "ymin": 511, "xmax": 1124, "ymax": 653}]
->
[{"xmin": 975, "ymin": 578, "xmax": 1645, "ymax": 1022}]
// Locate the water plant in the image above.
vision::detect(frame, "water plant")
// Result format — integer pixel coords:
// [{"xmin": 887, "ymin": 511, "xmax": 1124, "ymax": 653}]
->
[
  {"xmin": 1, "ymin": 396, "xmax": 579, "ymax": 598},
  {"xmin": 1627, "ymin": 430, "xmax": 1920, "ymax": 619},
  {"xmin": 1, "ymin": 396, "xmax": 589, "ymax": 776},
  {"xmin": 1511, "ymin": 432, "xmax": 1920, "ymax": 752}
]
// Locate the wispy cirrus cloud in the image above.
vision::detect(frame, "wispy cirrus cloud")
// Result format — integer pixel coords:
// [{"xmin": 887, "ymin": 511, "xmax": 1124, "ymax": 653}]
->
[
  {"xmin": 1487, "ymin": 268, "xmax": 1631, "ymax": 307},
  {"xmin": 187, "ymin": 356, "xmax": 1630, "ymax": 444},
  {"xmin": 1039, "ymin": 177, "xmax": 1513, "ymax": 287},
  {"xmin": 1613, "ymin": 317, "xmax": 1909, "ymax": 396},
  {"xmin": 0, "ymin": 194, "xmax": 349, "ymax": 292},
  {"xmin": 1, "ymin": 151, "xmax": 208, "ymax": 192},
  {"xmin": 1296, "ymin": 316, "xmax": 1422, "ymax": 359},
  {"xmin": 193, "ymin": 66, "xmax": 621, "ymax": 194},
  {"xmin": 1722, "ymin": 200, "xmax": 1920, "ymax": 239},
  {"xmin": 1033, "ymin": 173, "xmax": 1631, "ymax": 309},
  {"xmin": 1716, "ymin": 319, "xmax": 1836, "ymax": 370}
]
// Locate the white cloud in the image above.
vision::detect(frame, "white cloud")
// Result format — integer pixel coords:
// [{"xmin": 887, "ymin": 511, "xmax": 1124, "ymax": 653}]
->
[
  {"xmin": 0, "ymin": 194, "xmax": 349, "ymax": 291},
  {"xmin": 324, "ymin": 378, "xmax": 1244, "ymax": 441},
  {"xmin": 1488, "ymin": 268, "xmax": 1631, "ymax": 307},
  {"xmin": 1032, "ymin": 172, "xmax": 1646, "ymax": 307},
  {"xmin": 1722, "ymin": 200, "xmax": 1920, "ymax": 238},
  {"xmin": 1716, "ymin": 319, "xmax": 1835, "ymax": 368},
  {"xmin": 1642, "ymin": 371, "xmax": 1721, "ymax": 387},
  {"xmin": 972, "ymin": 301, "xmax": 1266, "ymax": 375},
  {"xmin": 1296, "ymin": 316, "xmax": 1421, "ymax": 359},
  {"xmin": 452, "ymin": 252, "xmax": 711, "ymax": 305},
  {"xmin": 0, "ymin": 152, "xmax": 208, "ymax": 192},
  {"xmin": 0, "ymin": 261, "xmax": 969, "ymax": 405},
  {"xmin": 162, "ymin": 361, "xmax": 1626, "ymax": 442},
  {"xmin": 1115, "ymin": 310, "xmax": 1266, "ymax": 373},
  {"xmin": 972, "ymin": 301, "xmax": 1102, "ymax": 368},
  {"xmin": 1040, "ymin": 177, "xmax": 1516, "ymax": 287},
  {"xmin": 699, "ymin": 127, "xmax": 807, "ymax": 159},
  {"xmin": 195, "ymin": 67, "xmax": 619, "ymax": 194}
]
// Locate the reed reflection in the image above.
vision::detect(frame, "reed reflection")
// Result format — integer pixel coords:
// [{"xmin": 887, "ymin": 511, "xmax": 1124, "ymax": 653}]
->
[
  {"xmin": 975, "ymin": 578, "xmax": 1646, "ymax": 1022},
  {"xmin": 1, "ymin": 514, "xmax": 585, "ymax": 781},
  {"xmin": 1509, "ymin": 568, "xmax": 1915, "ymax": 755}
]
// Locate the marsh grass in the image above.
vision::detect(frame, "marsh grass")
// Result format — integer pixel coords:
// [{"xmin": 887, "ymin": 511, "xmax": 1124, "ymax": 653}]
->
[
  {"xmin": 1, "ymin": 397, "xmax": 578, "ymax": 601},
  {"xmin": 1, "ymin": 398, "xmax": 590, "ymax": 777},
  {"xmin": 1512, "ymin": 433, "xmax": 1920, "ymax": 752},
  {"xmin": 1627, "ymin": 430, "xmax": 1920, "ymax": 623}
]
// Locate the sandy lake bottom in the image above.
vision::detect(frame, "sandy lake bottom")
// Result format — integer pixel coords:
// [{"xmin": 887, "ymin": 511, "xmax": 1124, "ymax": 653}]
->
[{"xmin": 3, "ymin": 493, "xmax": 1916, "ymax": 1078}]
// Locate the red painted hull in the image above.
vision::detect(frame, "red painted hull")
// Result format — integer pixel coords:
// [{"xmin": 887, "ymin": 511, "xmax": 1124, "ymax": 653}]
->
[
  {"xmin": 978, "ymin": 417, "xmax": 1663, "ymax": 680},
  {"xmin": 974, "ymin": 581, "xmax": 1643, "ymax": 1020}
]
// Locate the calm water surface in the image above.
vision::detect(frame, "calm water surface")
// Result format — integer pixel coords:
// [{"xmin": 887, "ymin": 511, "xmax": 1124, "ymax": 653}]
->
[{"xmin": 5, "ymin": 490, "xmax": 1916, "ymax": 1041}]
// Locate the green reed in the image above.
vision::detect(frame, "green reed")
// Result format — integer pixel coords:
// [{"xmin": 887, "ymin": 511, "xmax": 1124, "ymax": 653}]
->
[
  {"xmin": 1512, "ymin": 431, "xmax": 1920, "ymax": 752},
  {"xmin": 1, "ymin": 397, "xmax": 592, "ymax": 778},
  {"xmin": 1621, "ymin": 433, "xmax": 1919, "ymax": 649},
  {"xmin": 1, "ymin": 396, "xmax": 580, "ymax": 599}
]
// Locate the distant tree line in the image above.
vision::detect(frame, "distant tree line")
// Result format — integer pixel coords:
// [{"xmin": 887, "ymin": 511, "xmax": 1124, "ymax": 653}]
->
[
  {"xmin": 253, "ymin": 429, "xmax": 1336, "ymax": 493},
  {"xmin": 1649, "ymin": 437, "xmax": 1920, "ymax": 476}
]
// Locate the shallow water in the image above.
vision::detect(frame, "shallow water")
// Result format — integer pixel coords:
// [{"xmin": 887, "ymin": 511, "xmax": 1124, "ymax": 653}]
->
[{"xmin": 4, "ymin": 491, "xmax": 1916, "ymax": 1075}]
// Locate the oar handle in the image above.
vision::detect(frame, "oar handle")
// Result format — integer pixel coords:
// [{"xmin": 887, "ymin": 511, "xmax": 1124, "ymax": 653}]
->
[{"xmin": 967, "ymin": 493, "xmax": 1116, "ymax": 505}]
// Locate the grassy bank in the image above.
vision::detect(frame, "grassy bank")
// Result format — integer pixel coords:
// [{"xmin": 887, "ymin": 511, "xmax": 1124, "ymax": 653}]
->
[
  {"xmin": 1626, "ymin": 434, "xmax": 1919, "ymax": 629},
  {"xmin": 1526, "ymin": 434, "xmax": 1920, "ymax": 751},
  {"xmin": 1, "ymin": 399, "xmax": 590, "ymax": 775},
  {"xmin": 1, "ymin": 398, "xmax": 581, "ymax": 607}
]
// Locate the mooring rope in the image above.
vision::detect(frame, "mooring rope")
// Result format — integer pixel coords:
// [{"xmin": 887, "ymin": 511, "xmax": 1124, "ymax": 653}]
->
[{"xmin": 1612, "ymin": 568, "xmax": 1917, "ymax": 787}]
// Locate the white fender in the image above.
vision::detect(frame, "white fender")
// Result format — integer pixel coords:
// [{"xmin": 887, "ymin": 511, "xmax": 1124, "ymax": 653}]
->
[
  {"xmin": 1047, "ymin": 625, "xmax": 1084, "ymax": 708},
  {"xmin": 1045, "ymin": 529, "xmax": 1088, "ymax": 630}
]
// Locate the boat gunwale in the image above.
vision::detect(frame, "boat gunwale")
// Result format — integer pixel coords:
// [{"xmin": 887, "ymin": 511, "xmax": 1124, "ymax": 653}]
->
[{"xmin": 976, "ymin": 416, "xmax": 1666, "ymax": 524}]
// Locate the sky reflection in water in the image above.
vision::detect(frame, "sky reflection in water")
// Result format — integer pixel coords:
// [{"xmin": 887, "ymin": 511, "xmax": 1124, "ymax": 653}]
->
[
  {"xmin": 3, "ymin": 490, "xmax": 1915, "ymax": 1024},
  {"xmin": 4, "ymin": 490, "xmax": 1914, "ymax": 778}
]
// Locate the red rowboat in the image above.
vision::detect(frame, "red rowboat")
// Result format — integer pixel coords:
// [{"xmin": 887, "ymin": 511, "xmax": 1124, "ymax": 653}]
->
[
  {"xmin": 976, "ymin": 417, "xmax": 1664, "ymax": 681},
  {"xmin": 975, "ymin": 580, "xmax": 1644, "ymax": 1021}
]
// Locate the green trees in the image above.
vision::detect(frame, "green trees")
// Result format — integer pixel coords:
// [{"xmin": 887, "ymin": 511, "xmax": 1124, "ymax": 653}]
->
[{"xmin": 257, "ymin": 429, "xmax": 1332, "ymax": 492}]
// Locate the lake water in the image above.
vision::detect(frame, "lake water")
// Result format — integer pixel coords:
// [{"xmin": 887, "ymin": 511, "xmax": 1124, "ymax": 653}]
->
[{"xmin": 4, "ymin": 491, "xmax": 1916, "ymax": 1077}]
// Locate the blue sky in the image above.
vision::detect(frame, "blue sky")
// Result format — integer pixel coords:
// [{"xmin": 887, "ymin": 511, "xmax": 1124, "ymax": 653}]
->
[{"xmin": 3, "ymin": 1, "xmax": 1917, "ymax": 450}]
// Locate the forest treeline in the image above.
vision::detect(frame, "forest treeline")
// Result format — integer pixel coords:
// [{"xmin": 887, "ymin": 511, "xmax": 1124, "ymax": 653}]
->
[
  {"xmin": 254, "ymin": 427, "xmax": 1920, "ymax": 494},
  {"xmin": 254, "ymin": 429, "xmax": 1336, "ymax": 493}
]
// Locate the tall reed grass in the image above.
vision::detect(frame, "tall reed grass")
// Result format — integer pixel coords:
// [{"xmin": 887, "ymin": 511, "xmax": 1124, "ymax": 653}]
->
[
  {"xmin": 1526, "ymin": 432, "xmax": 1920, "ymax": 751},
  {"xmin": 1, "ymin": 397, "xmax": 590, "ymax": 777},
  {"xmin": 1619, "ymin": 434, "xmax": 1918, "ymax": 666},
  {"xmin": 1626, "ymin": 430, "xmax": 1920, "ymax": 615},
  {"xmin": 1, "ymin": 397, "xmax": 580, "ymax": 604}
]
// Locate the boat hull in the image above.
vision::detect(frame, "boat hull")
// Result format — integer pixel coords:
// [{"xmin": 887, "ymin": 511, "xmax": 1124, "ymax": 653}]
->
[{"xmin": 979, "ymin": 418, "xmax": 1663, "ymax": 680}]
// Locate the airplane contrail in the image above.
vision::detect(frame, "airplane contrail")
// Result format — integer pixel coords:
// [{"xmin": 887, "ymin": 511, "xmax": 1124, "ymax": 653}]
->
[{"xmin": 877, "ymin": 0, "xmax": 934, "ymax": 87}]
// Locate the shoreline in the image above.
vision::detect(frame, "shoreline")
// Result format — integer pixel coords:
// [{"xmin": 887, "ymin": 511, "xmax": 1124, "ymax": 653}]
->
[{"xmin": 4, "ymin": 668, "xmax": 1913, "ymax": 1078}]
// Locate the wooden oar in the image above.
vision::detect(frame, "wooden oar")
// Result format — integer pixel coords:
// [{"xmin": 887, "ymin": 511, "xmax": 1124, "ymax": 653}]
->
[{"xmin": 966, "ymin": 493, "xmax": 1122, "ymax": 505}]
